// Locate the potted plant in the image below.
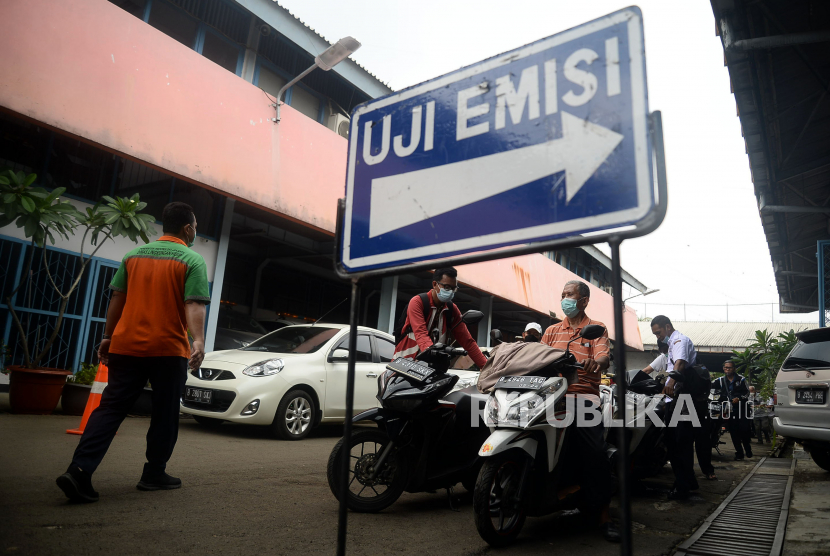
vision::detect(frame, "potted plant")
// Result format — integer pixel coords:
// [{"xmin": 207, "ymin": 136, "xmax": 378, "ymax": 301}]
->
[
  {"xmin": 0, "ymin": 169, "xmax": 156, "ymax": 414},
  {"xmin": 60, "ymin": 362, "xmax": 98, "ymax": 416}
]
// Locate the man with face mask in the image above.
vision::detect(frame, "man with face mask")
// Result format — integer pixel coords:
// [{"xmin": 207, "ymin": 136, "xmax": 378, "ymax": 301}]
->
[
  {"xmin": 522, "ymin": 322, "xmax": 543, "ymax": 342},
  {"xmin": 540, "ymin": 280, "xmax": 619, "ymax": 542},
  {"xmin": 392, "ymin": 267, "xmax": 487, "ymax": 369},
  {"xmin": 57, "ymin": 202, "xmax": 209, "ymax": 503}
]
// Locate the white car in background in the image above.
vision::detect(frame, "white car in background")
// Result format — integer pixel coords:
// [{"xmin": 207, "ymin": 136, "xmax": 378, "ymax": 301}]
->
[
  {"xmin": 182, "ymin": 324, "xmax": 398, "ymax": 440},
  {"xmin": 774, "ymin": 327, "xmax": 830, "ymax": 471}
]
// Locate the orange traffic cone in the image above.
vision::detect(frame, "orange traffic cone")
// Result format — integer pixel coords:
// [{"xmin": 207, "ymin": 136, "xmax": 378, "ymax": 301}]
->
[{"xmin": 66, "ymin": 363, "xmax": 109, "ymax": 435}]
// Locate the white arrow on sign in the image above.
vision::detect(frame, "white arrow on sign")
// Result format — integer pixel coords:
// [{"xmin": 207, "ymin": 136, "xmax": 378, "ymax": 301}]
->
[{"xmin": 368, "ymin": 112, "xmax": 624, "ymax": 239}]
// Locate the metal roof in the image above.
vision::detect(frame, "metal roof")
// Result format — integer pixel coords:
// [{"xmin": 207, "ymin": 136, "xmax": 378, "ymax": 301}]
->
[
  {"xmin": 638, "ymin": 320, "xmax": 817, "ymax": 353},
  {"xmin": 710, "ymin": 0, "xmax": 830, "ymax": 313}
]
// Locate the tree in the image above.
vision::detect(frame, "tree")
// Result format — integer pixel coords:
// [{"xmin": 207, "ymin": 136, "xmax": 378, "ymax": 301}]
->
[
  {"xmin": 731, "ymin": 328, "xmax": 798, "ymax": 400},
  {"xmin": 0, "ymin": 169, "xmax": 156, "ymax": 369}
]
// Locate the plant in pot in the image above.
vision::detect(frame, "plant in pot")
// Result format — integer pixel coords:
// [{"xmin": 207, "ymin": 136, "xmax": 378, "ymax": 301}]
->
[
  {"xmin": 0, "ymin": 169, "xmax": 156, "ymax": 414},
  {"xmin": 61, "ymin": 362, "xmax": 98, "ymax": 416}
]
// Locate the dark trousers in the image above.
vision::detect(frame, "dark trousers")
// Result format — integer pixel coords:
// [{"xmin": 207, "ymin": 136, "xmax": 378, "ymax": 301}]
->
[
  {"xmin": 572, "ymin": 398, "xmax": 613, "ymax": 514},
  {"xmin": 728, "ymin": 415, "xmax": 753, "ymax": 457},
  {"xmin": 695, "ymin": 413, "xmax": 715, "ymax": 476},
  {"xmin": 71, "ymin": 353, "xmax": 187, "ymax": 477},
  {"xmin": 667, "ymin": 400, "xmax": 707, "ymax": 492}
]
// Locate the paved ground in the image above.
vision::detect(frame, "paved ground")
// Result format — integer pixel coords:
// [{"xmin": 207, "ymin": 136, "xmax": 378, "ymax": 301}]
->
[
  {"xmin": 0, "ymin": 394, "xmax": 764, "ymax": 556},
  {"xmin": 783, "ymin": 446, "xmax": 830, "ymax": 556}
]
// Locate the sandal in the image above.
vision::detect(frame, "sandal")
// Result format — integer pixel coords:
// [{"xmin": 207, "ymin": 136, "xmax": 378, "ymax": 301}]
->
[{"xmin": 705, "ymin": 474, "xmax": 717, "ymax": 480}]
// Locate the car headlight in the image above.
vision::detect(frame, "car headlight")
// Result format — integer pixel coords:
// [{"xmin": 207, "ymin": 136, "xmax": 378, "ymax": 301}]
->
[{"xmin": 242, "ymin": 358, "xmax": 285, "ymax": 377}]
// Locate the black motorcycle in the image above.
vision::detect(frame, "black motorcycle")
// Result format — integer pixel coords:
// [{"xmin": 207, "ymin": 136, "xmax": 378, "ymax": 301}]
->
[{"xmin": 326, "ymin": 310, "xmax": 489, "ymax": 513}]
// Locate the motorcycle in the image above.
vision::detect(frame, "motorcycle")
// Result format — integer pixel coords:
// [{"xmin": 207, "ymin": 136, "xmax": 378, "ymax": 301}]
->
[
  {"xmin": 472, "ymin": 324, "xmax": 612, "ymax": 547},
  {"xmin": 707, "ymin": 387, "xmax": 728, "ymax": 455},
  {"xmin": 606, "ymin": 369, "xmax": 670, "ymax": 479},
  {"xmin": 326, "ymin": 310, "xmax": 490, "ymax": 513}
]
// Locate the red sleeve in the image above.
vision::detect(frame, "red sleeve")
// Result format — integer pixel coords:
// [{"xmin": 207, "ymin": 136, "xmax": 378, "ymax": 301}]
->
[
  {"xmin": 407, "ymin": 295, "xmax": 434, "ymax": 354},
  {"xmin": 449, "ymin": 304, "xmax": 487, "ymax": 368}
]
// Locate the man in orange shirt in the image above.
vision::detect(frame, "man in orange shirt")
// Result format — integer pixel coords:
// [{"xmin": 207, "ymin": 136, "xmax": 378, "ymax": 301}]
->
[
  {"xmin": 541, "ymin": 280, "xmax": 618, "ymax": 542},
  {"xmin": 57, "ymin": 202, "xmax": 209, "ymax": 502}
]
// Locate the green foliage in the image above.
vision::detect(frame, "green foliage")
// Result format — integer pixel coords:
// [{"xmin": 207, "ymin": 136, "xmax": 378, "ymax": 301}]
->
[
  {"xmin": 0, "ymin": 170, "xmax": 83, "ymax": 247},
  {"xmin": 731, "ymin": 328, "xmax": 799, "ymax": 400},
  {"xmin": 68, "ymin": 362, "xmax": 98, "ymax": 385}
]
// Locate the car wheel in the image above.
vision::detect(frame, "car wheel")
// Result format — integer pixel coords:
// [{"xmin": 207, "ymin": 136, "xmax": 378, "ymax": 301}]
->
[
  {"xmin": 272, "ymin": 390, "xmax": 316, "ymax": 440},
  {"xmin": 193, "ymin": 415, "xmax": 224, "ymax": 429},
  {"xmin": 808, "ymin": 443, "xmax": 830, "ymax": 471}
]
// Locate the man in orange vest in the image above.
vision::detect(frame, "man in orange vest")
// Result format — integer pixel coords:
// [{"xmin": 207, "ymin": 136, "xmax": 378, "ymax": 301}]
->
[
  {"xmin": 393, "ymin": 267, "xmax": 487, "ymax": 368},
  {"xmin": 56, "ymin": 202, "xmax": 209, "ymax": 502}
]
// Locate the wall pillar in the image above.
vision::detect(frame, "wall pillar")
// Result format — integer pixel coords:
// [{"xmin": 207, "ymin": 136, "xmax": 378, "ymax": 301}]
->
[
  {"xmin": 205, "ymin": 198, "xmax": 235, "ymax": 353},
  {"xmin": 377, "ymin": 276, "xmax": 399, "ymax": 335},
  {"xmin": 478, "ymin": 295, "xmax": 494, "ymax": 347}
]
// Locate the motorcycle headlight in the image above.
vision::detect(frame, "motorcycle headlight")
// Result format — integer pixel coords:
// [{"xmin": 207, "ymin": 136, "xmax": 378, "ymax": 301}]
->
[
  {"xmin": 485, "ymin": 396, "xmax": 500, "ymax": 426},
  {"xmin": 242, "ymin": 358, "xmax": 285, "ymax": 377}
]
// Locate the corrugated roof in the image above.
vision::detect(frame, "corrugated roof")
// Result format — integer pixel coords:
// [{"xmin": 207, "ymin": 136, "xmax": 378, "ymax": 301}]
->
[{"xmin": 638, "ymin": 321, "xmax": 818, "ymax": 352}]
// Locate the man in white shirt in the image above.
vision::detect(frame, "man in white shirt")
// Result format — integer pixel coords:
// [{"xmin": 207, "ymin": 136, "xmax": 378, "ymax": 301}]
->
[{"xmin": 651, "ymin": 315, "xmax": 715, "ymax": 498}]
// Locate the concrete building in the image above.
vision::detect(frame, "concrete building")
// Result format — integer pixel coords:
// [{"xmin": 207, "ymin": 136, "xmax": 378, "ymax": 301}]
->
[{"xmin": 0, "ymin": 0, "xmax": 646, "ymax": 381}]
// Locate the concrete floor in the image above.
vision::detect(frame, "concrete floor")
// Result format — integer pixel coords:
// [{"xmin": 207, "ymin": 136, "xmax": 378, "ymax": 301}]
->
[
  {"xmin": 783, "ymin": 447, "xmax": 830, "ymax": 556},
  {"xmin": 0, "ymin": 393, "xmax": 765, "ymax": 556}
]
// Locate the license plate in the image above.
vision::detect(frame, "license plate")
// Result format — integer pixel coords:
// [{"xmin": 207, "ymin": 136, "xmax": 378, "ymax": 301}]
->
[
  {"xmin": 494, "ymin": 375, "xmax": 547, "ymax": 390},
  {"xmin": 795, "ymin": 388, "xmax": 826, "ymax": 405},
  {"xmin": 185, "ymin": 387, "xmax": 212, "ymax": 404},
  {"xmin": 386, "ymin": 358, "xmax": 434, "ymax": 382}
]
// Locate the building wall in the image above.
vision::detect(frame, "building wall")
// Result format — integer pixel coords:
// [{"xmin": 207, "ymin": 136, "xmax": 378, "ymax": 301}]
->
[{"xmin": 0, "ymin": 0, "xmax": 345, "ymax": 234}]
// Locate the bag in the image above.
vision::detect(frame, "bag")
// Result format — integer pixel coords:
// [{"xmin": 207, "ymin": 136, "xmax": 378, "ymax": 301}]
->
[
  {"xmin": 393, "ymin": 293, "xmax": 455, "ymax": 345},
  {"xmin": 676, "ymin": 364, "xmax": 710, "ymax": 402}
]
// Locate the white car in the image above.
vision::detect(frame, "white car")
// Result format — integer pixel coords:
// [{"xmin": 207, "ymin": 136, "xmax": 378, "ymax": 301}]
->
[
  {"xmin": 774, "ymin": 327, "xmax": 830, "ymax": 470},
  {"xmin": 181, "ymin": 324, "xmax": 398, "ymax": 440}
]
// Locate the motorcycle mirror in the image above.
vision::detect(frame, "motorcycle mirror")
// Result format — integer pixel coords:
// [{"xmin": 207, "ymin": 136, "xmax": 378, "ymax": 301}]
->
[
  {"xmin": 461, "ymin": 310, "xmax": 484, "ymax": 325},
  {"xmin": 579, "ymin": 324, "xmax": 605, "ymax": 341},
  {"xmin": 490, "ymin": 329, "xmax": 503, "ymax": 344}
]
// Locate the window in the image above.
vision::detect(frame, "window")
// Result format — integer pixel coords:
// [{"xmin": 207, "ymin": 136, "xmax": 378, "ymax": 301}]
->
[
  {"xmin": 170, "ymin": 181, "xmax": 221, "ymax": 238},
  {"xmin": 375, "ymin": 336, "xmax": 395, "ymax": 362},
  {"xmin": 202, "ymin": 31, "xmax": 240, "ymax": 74},
  {"xmin": 108, "ymin": 0, "xmax": 147, "ymax": 19},
  {"xmin": 244, "ymin": 326, "xmax": 339, "ymax": 354},
  {"xmin": 114, "ymin": 159, "xmax": 174, "ymax": 222},
  {"xmin": 334, "ymin": 334, "xmax": 373, "ymax": 363},
  {"xmin": 290, "ymin": 86, "xmax": 321, "ymax": 121},
  {"xmin": 148, "ymin": 1, "xmax": 198, "ymax": 48},
  {"xmin": 257, "ymin": 66, "xmax": 286, "ymax": 101}
]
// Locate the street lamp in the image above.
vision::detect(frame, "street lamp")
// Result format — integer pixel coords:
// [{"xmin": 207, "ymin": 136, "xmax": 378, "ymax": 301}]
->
[
  {"xmin": 623, "ymin": 288, "xmax": 660, "ymax": 303},
  {"xmin": 274, "ymin": 36, "xmax": 361, "ymax": 123}
]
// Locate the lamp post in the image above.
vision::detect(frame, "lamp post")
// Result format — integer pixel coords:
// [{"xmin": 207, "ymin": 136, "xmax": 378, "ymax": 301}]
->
[
  {"xmin": 274, "ymin": 36, "xmax": 361, "ymax": 123},
  {"xmin": 622, "ymin": 288, "xmax": 659, "ymax": 312}
]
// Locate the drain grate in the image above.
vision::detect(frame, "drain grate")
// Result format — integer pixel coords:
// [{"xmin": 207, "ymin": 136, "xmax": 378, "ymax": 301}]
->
[{"xmin": 675, "ymin": 457, "xmax": 796, "ymax": 556}]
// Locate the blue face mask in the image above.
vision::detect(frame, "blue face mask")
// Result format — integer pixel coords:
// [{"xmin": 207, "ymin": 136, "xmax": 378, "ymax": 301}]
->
[
  {"xmin": 561, "ymin": 297, "xmax": 580, "ymax": 318},
  {"xmin": 436, "ymin": 287, "xmax": 455, "ymax": 303}
]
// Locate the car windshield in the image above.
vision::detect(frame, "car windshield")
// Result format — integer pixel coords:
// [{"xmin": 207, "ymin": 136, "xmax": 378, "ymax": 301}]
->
[
  {"xmin": 242, "ymin": 326, "xmax": 339, "ymax": 354},
  {"xmin": 219, "ymin": 311, "xmax": 268, "ymax": 334},
  {"xmin": 782, "ymin": 340, "xmax": 830, "ymax": 370}
]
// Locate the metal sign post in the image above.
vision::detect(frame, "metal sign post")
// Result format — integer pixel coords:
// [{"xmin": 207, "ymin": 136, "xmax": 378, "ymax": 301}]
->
[{"xmin": 334, "ymin": 8, "xmax": 667, "ymax": 556}]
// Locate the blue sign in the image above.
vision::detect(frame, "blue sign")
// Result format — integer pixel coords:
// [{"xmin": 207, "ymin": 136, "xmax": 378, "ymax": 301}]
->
[{"xmin": 341, "ymin": 7, "xmax": 652, "ymax": 272}]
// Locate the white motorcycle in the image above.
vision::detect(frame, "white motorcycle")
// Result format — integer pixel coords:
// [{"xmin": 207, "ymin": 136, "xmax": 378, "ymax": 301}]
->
[{"xmin": 473, "ymin": 324, "xmax": 609, "ymax": 547}]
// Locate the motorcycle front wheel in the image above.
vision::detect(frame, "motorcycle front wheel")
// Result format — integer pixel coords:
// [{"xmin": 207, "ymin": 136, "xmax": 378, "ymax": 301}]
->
[
  {"xmin": 326, "ymin": 429, "xmax": 407, "ymax": 513},
  {"xmin": 473, "ymin": 454, "xmax": 528, "ymax": 547}
]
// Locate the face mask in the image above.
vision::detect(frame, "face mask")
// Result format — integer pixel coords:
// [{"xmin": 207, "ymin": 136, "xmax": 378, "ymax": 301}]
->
[
  {"xmin": 436, "ymin": 287, "xmax": 455, "ymax": 303},
  {"xmin": 561, "ymin": 297, "xmax": 580, "ymax": 318},
  {"xmin": 525, "ymin": 335, "xmax": 540, "ymax": 343}
]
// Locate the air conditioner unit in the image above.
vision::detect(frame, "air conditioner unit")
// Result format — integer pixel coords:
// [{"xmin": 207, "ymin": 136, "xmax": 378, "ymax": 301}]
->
[{"xmin": 328, "ymin": 113, "xmax": 350, "ymax": 139}]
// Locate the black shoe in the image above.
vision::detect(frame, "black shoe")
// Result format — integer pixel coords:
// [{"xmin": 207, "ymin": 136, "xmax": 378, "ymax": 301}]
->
[
  {"xmin": 735, "ymin": 454, "xmax": 745, "ymax": 461},
  {"xmin": 746, "ymin": 452, "xmax": 753, "ymax": 458},
  {"xmin": 600, "ymin": 521, "xmax": 621, "ymax": 543},
  {"xmin": 690, "ymin": 480, "xmax": 700, "ymax": 492},
  {"xmin": 137, "ymin": 472, "xmax": 182, "ymax": 491},
  {"xmin": 56, "ymin": 465, "xmax": 99, "ymax": 503},
  {"xmin": 668, "ymin": 488, "xmax": 690, "ymax": 500}
]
